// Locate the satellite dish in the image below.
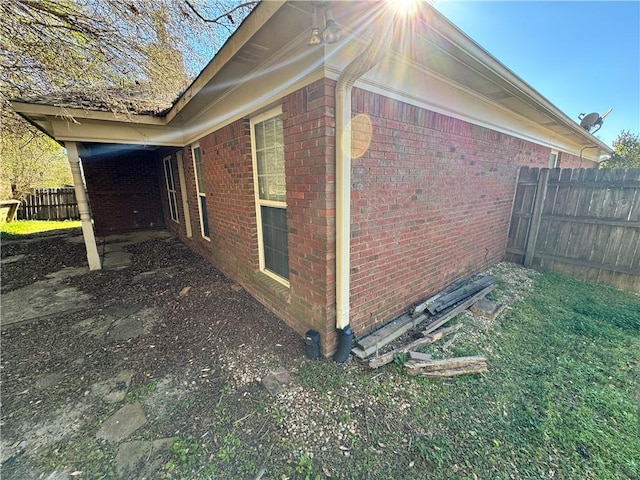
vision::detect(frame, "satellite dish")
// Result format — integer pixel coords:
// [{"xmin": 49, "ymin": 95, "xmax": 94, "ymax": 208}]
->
[{"xmin": 578, "ymin": 108, "xmax": 612, "ymax": 134}]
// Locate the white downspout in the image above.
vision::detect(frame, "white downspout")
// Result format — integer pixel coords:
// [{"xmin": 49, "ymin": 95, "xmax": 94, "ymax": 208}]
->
[
  {"xmin": 335, "ymin": 19, "xmax": 395, "ymax": 332},
  {"xmin": 66, "ymin": 141, "xmax": 101, "ymax": 270}
]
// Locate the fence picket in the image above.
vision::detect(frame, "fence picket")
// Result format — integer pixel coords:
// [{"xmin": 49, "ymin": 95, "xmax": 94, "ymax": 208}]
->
[
  {"xmin": 17, "ymin": 187, "xmax": 79, "ymax": 221},
  {"xmin": 508, "ymin": 167, "xmax": 640, "ymax": 293}
]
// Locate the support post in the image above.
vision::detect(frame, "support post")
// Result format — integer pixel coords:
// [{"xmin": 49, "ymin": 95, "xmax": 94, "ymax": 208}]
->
[
  {"xmin": 524, "ymin": 168, "xmax": 550, "ymax": 267},
  {"xmin": 66, "ymin": 142, "xmax": 101, "ymax": 270}
]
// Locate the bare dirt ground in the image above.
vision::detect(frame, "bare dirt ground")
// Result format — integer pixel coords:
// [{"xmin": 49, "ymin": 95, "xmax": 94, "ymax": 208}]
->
[{"xmin": 1, "ymin": 229, "xmax": 310, "ymax": 479}]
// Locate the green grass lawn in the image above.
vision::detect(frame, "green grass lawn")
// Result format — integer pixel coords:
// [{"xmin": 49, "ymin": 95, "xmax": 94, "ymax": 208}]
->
[
  {"xmin": 0, "ymin": 220, "xmax": 82, "ymax": 239},
  {"xmin": 155, "ymin": 266, "xmax": 639, "ymax": 480},
  {"xmin": 290, "ymin": 270, "xmax": 640, "ymax": 480}
]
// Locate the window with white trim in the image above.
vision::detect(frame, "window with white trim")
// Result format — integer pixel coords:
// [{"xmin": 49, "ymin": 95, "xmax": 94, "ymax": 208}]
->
[
  {"xmin": 191, "ymin": 144, "xmax": 210, "ymax": 239},
  {"xmin": 548, "ymin": 150, "xmax": 559, "ymax": 168},
  {"xmin": 251, "ymin": 108, "xmax": 289, "ymax": 285},
  {"xmin": 163, "ymin": 155, "xmax": 179, "ymax": 223}
]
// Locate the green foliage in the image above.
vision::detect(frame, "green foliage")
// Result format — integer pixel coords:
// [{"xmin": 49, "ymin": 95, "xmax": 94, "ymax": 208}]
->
[
  {"xmin": 294, "ymin": 453, "xmax": 321, "ymax": 480},
  {"xmin": 0, "ymin": 220, "xmax": 81, "ymax": 239},
  {"xmin": 601, "ymin": 130, "xmax": 640, "ymax": 168},
  {"xmin": 166, "ymin": 435, "xmax": 202, "ymax": 470},
  {"xmin": 298, "ymin": 360, "xmax": 348, "ymax": 393},
  {"xmin": 0, "ymin": 123, "xmax": 73, "ymax": 200},
  {"xmin": 125, "ymin": 380, "xmax": 158, "ymax": 404}
]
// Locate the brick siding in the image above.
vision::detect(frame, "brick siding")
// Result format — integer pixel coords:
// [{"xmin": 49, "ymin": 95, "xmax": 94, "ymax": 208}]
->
[
  {"xmin": 557, "ymin": 151, "xmax": 598, "ymax": 169},
  {"xmin": 161, "ymin": 79, "xmax": 338, "ymax": 355},
  {"xmin": 83, "ymin": 150, "xmax": 164, "ymax": 237},
  {"xmin": 155, "ymin": 80, "xmax": 601, "ymax": 354},
  {"xmin": 348, "ymin": 88, "xmax": 559, "ymax": 336}
]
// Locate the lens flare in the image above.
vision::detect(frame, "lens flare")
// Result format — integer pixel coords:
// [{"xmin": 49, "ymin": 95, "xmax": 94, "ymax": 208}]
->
[{"xmin": 387, "ymin": 0, "xmax": 420, "ymax": 17}]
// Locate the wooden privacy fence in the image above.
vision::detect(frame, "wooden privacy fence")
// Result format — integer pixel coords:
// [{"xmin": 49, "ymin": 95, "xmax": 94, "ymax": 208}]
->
[
  {"xmin": 506, "ymin": 167, "xmax": 640, "ymax": 293},
  {"xmin": 17, "ymin": 187, "xmax": 80, "ymax": 221}
]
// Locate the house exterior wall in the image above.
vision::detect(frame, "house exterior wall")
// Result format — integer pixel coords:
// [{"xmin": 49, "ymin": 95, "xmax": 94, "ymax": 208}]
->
[
  {"xmin": 348, "ymin": 88, "xmax": 558, "ymax": 336},
  {"xmin": 557, "ymin": 151, "xmax": 598, "ymax": 169},
  {"xmin": 160, "ymin": 79, "xmax": 339, "ymax": 355},
  {"xmin": 156, "ymin": 79, "xmax": 605, "ymax": 355},
  {"xmin": 83, "ymin": 151, "xmax": 164, "ymax": 237}
]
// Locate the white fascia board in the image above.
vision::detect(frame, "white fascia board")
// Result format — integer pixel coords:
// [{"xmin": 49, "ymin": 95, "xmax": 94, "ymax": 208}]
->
[
  {"xmin": 165, "ymin": 0, "xmax": 287, "ymax": 124},
  {"xmin": 49, "ymin": 119, "xmax": 184, "ymax": 146},
  {"xmin": 323, "ymin": 56, "xmax": 606, "ymax": 162},
  {"xmin": 180, "ymin": 38, "xmax": 326, "ymax": 146}
]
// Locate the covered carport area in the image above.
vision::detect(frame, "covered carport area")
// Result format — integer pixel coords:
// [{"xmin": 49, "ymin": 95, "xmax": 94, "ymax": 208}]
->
[{"xmin": 11, "ymin": 100, "xmax": 185, "ymax": 271}]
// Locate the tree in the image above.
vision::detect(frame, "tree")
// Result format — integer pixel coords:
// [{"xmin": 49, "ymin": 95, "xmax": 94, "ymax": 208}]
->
[
  {"xmin": 1, "ymin": 0, "xmax": 257, "ymax": 112},
  {"xmin": 600, "ymin": 130, "xmax": 640, "ymax": 169},
  {"xmin": 0, "ymin": 0, "xmax": 256, "ymax": 199},
  {"xmin": 0, "ymin": 121, "xmax": 73, "ymax": 200}
]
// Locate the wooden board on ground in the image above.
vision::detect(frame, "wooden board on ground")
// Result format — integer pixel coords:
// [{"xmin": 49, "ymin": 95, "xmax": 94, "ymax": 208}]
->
[
  {"xmin": 405, "ymin": 356, "xmax": 487, "ymax": 377},
  {"xmin": 352, "ymin": 312, "xmax": 428, "ymax": 359},
  {"xmin": 367, "ymin": 323, "xmax": 463, "ymax": 369},
  {"xmin": 354, "ymin": 282, "xmax": 495, "ymax": 360},
  {"xmin": 421, "ymin": 284, "xmax": 496, "ymax": 336}
]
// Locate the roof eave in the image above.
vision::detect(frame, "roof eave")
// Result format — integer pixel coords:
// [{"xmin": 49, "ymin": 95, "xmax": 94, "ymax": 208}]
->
[
  {"xmin": 164, "ymin": 0, "xmax": 288, "ymax": 125},
  {"xmin": 425, "ymin": 4, "xmax": 613, "ymax": 155}
]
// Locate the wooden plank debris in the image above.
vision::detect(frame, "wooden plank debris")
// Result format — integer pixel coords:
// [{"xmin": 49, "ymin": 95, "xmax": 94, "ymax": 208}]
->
[
  {"xmin": 367, "ymin": 323, "xmax": 462, "ymax": 369},
  {"xmin": 405, "ymin": 356, "xmax": 487, "ymax": 377},
  {"xmin": 352, "ymin": 312, "xmax": 429, "ymax": 359},
  {"xmin": 353, "ymin": 276, "xmax": 496, "ymax": 360},
  {"xmin": 410, "ymin": 278, "xmax": 467, "ymax": 317},
  {"xmin": 408, "ymin": 351, "xmax": 433, "ymax": 362},
  {"xmin": 421, "ymin": 284, "xmax": 496, "ymax": 336},
  {"xmin": 427, "ymin": 276, "xmax": 496, "ymax": 314}
]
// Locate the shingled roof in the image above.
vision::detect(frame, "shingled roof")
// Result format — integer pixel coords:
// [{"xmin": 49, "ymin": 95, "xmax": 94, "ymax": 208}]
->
[{"xmin": 13, "ymin": 87, "xmax": 174, "ymax": 117}]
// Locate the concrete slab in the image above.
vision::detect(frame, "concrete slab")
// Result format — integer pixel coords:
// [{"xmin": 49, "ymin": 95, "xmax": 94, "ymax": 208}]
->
[
  {"xmin": 106, "ymin": 317, "xmax": 145, "ymax": 342},
  {"xmin": 102, "ymin": 251, "xmax": 132, "ymax": 270},
  {"xmin": 0, "ymin": 254, "xmax": 26, "ymax": 265},
  {"xmin": 131, "ymin": 266, "xmax": 180, "ymax": 284},
  {"xmin": 470, "ymin": 298, "xmax": 506, "ymax": 320},
  {"xmin": 96, "ymin": 403, "xmax": 147, "ymax": 443},
  {"xmin": 45, "ymin": 267, "xmax": 89, "ymax": 280},
  {"xmin": 114, "ymin": 438, "xmax": 174, "ymax": 479},
  {"xmin": 104, "ymin": 307, "xmax": 160, "ymax": 342},
  {"xmin": 0, "ymin": 274, "xmax": 91, "ymax": 327},
  {"xmin": 36, "ymin": 372, "xmax": 65, "ymax": 390},
  {"xmin": 91, "ymin": 371, "xmax": 134, "ymax": 403}
]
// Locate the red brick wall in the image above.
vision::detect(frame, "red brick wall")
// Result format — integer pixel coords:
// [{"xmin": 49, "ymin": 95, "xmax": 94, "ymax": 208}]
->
[
  {"xmin": 163, "ymin": 79, "xmax": 338, "ymax": 355},
  {"xmin": 83, "ymin": 150, "xmax": 165, "ymax": 236},
  {"xmin": 557, "ymin": 151, "xmax": 598, "ymax": 169},
  {"xmin": 349, "ymin": 88, "xmax": 556, "ymax": 336},
  {"xmin": 156, "ymin": 80, "xmax": 595, "ymax": 352}
]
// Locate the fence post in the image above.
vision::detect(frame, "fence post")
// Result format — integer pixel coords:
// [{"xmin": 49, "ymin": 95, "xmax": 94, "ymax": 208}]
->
[{"xmin": 524, "ymin": 168, "xmax": 550, "ymax": 267}]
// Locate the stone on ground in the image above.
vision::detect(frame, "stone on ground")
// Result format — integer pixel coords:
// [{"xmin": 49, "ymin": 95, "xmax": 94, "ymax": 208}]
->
[
  {"xmin": 114, "ymin": 438, "xmax": 174, "ymax": 479},
  {"xmin": 91, "ymin": 371, "xmax": 134, "ymax": 403},
  {"xmin": 96, "ymin": 403, "xmax": 147, "ymax": 443},
  {"xmin": 262, "ymin": 367, "xmax": 291, "ymax": 396}
]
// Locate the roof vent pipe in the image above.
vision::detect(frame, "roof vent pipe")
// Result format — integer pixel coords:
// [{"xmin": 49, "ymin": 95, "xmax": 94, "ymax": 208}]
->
[{"xmin": 334, "ymin": 15, "xmax": 395, "ymax": 362}]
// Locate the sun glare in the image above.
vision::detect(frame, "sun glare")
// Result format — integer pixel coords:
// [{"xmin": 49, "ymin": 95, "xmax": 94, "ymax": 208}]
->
[{"xmin": 387, "ymin": 0, "xmax": 420, "ymax": 16}]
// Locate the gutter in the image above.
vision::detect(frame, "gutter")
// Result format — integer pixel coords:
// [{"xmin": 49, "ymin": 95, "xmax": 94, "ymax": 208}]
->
[{"xmin": 333, "ymin": 14, "xmax": 396, "ymax": 362}]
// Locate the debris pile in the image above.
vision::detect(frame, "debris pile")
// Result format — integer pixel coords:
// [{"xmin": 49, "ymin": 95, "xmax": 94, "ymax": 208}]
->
[{"xmin": 352, "ymin": 276, "xmax": 502, "ymax": 374}]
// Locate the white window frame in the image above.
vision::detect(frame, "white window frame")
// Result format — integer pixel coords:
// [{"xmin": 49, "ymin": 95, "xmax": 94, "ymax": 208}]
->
[
  {"xmin": 176, "ymin": 151, "xmax": 192, "ymax": 238},
  {"xmin": 191, "ymin": 143, "xmax": 210, "ymax": 240},
  {"xmin": 548, "ymin": 150, "xmax": 559, "ymax": 168},
  {"xmin": 250, "ymin": 106, "xmax": 289, "ymax": 287},
  {"xmin": 163, "ymin": 155, "xmax": 179, "ymax": 223}
]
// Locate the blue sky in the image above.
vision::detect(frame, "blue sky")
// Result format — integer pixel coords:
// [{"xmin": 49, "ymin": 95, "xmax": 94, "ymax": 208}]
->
[{"xmin": 433, "ymin": 1, "xmax": 640, "ymax": 147}]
